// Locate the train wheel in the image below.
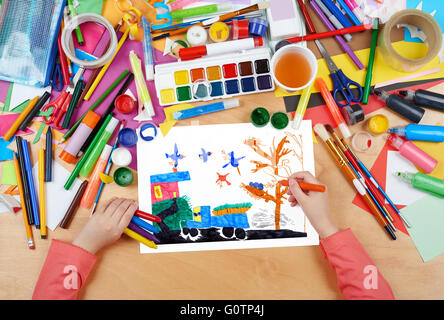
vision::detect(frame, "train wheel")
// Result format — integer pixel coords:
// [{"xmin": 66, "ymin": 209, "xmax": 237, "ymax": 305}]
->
[
  {"xmin": 235, "ymin": 228, "xmax": 246, "ymax": 240},
  {"xmin": 222, "ymin": 227, "xmax": 234, "ymax": 238}
]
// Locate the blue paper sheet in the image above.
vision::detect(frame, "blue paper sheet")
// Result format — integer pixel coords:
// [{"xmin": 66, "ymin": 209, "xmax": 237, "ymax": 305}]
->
[
  {"xmin": 0, "ymin": 137, "xmax": 13, "ymax": 161},
  {"xmin": 405, "ymin": 0, "xmax": 444, "ymax": 43}
]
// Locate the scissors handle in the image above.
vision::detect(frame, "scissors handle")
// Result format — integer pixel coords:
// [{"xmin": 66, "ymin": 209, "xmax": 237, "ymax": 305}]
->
[
  {"xmin": 42, "ymin": 91, "xmax": 70, "ymax": 126},
  {"xmin": 331, "ymin": 69, "xmax": 363, "ymax": 107}
]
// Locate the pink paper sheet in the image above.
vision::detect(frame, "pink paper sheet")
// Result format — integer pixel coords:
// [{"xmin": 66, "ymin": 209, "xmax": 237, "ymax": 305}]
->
[{"xmin": 0, "ymin": 114, "xmax": 35, "ymax": 137}]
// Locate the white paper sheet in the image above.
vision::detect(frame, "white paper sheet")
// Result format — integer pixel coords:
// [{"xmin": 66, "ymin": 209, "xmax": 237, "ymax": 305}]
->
[
  {"xmin": 9, "ymin": 83, "xmax": 51, "ymax": 111},
  {"xmin": 137, "ymin": 121, "xmax": 318, "ymax": 253},
  {"xmin": 32, "ymin": 161, "xmax": 83, "ymax": 230},
  {"xmin": 385, "ymin": 150, "xmax": 426, "ymax": 206}
]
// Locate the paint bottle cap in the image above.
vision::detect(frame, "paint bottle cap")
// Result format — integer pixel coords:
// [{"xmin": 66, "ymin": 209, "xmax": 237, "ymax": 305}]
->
[
  {"xmin": 118, "ymin": 128, "xmax": 138, "ymax": 147},
  {"xmin": 368, "ymin": 114, "xmax": 389, "ymax": 134},
  {"xmin": 232, "ymin": 19, "xmax": 249, "ymax": 40},
  {"xmin": 209, "ymin": 22, "xmax": 230, "ymax": 42},
  {"xmin": 113, "ymin": 167, "xmax": 134, "ymax": 187},
  {"xmin": 250, "ymin": 107, "xmax": 270, "ymax": 127},
  {"xmin": 111, "ymin": 147, "xmax": 133, "ymax": 167},
  {"xmin": 249, "ymin": 18, "xmax": 269, "ymax": 37},
  {"xmin": 340, "ymin": 104, "xmax": 365, "ymax": 125},
  {"xmin": 270, "ymin": 112, "xmax": 289, "ymax": 129},
  {"xmin": 115, "ymin": 94, "xmax": 136, "ymax": 114},
  {"xmin": 187, "ymin": 25, "xmax": 208, "ymax": 46},
  {"xmin": 351, "ymin": 131, "xmax": 374, "ymax": 152},
  {"xmin": 139, "ymin": 122, "xmax": 158, "ymax": 141}
]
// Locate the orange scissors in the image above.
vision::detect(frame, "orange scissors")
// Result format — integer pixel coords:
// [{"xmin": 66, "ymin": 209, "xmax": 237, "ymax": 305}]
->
[{"xmin": 42, "ymin": 69, "xmax": 83, "ymax": 130}]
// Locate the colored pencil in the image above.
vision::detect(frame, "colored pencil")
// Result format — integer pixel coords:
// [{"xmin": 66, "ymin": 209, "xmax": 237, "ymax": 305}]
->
[
  {"xmin": 45, "ymin": 127, "xmax": 53, "ymax": 182},
  {"xmin": 127, "ymin": 222, "xmax": 160, "ymax": 244},
  {"xmin": 18, "ymin": 92, "xmax": 51, "ymax": 131},
  {"xmin": 3, "ymin": 97, "xmax": 39, "ymax": 141},
  {"xmin": 22, "ymin": 139, "xmax": 40, "ymax": 228},
  {"xmin": 284, "ymin": 23, "xmax": 371, "ymax": 43},
  {"xmin": 15, "ymin": 137, "xmax": 34, "ymax": 225},
  {"xmin": 38, "ymin": 149, "xmax": 47, "ymax": 239},
  {"xmin": 362, "ymin": 18, "xmax": 379, "ymax": 105},
  {"xmin": 13, "ymin": 154, "xmax": 35, "ymax": 250}
]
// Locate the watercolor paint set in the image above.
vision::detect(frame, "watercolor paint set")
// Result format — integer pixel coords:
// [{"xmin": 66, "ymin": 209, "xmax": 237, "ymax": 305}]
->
[{"xmin": 154, "ymin": 47, "xmax": 275, "ymax": 106}]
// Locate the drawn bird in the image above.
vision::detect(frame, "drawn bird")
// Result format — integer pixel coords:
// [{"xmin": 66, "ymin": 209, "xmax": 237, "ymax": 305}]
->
[
  {"xmin": 223, "ymin": 151, "xmax": 245, "ymax": 169},
  {"xmin": 199, "ymin": 148, "xmax": 212, "ymax": 163},
  {"xmin": 165, "ymin": 143, "xmax": 184, "ymax": 168}
]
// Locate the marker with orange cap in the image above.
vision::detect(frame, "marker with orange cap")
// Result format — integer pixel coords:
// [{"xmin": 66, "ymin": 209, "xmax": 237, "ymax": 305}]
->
[
  {"xmin": 59, "ymin": 110, "xmax": 101, "ymax": 164},
  {"xmin": 315, "ymin": 77, "xmax": 351, "ymax": 139}
]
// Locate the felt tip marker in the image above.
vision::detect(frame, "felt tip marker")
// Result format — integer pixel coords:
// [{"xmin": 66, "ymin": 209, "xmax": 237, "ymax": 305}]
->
[
  {"xmin": 336, "ymin": 0, "xmax": 361, "ymax": 26},
  {"xmin": 173, "ymin": 99, "xmax": 240, "ymax": 120},
  {"xmin": 399, "ymin": 89, "xmax": 444, "ymax": 112},
  {"xmin": 344, "ymin": 0, "xmax": 366, "ymax": 23},
  {"xmin": 178, "ymin": 37, "xmax": 263, "ymax": 59},
  {"xmin": 314, "ymin": 0, "xmax": 353, "ymax": 41}
]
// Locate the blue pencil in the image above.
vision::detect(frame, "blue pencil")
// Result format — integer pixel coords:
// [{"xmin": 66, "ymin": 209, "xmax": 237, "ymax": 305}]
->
[
  {"xmin": 321, "ymin": 0, "xmax": 353, "ymax": 28},
  {"xmin": 336, "ymin": 0, "xmax": 361, "ymax": 26},
  {"xmin": 22, "ymin": 139, "xmax": 40, "ymax": 228}
]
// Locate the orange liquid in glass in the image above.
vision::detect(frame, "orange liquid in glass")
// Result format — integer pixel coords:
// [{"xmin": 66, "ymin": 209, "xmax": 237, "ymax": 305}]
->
[{"xmin": 274, "ymin": 51, "xmax": 312, "ymax": 88}]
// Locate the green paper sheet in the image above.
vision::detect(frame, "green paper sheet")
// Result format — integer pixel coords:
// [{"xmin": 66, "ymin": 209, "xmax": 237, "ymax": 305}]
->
[
  {"xmin": 4, "ymin": 83, "xmax": 13, "ymax": 109},
  {"xmin": 401, "ymin": 196, "xmax": 444, "ymax": 262},
  {"xmin": 1, "ymin": 161, "xmax": 17, "ymax": 185},
  {"xmin": 76, "ymin": 0, "xmax": 104, "ymax": 15}
]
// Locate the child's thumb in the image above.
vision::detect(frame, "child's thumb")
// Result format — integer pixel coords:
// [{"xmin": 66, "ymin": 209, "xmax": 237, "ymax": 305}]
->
[{"xmin": 288, "ymin": 179, "xmax": 306, "ymax": 200}]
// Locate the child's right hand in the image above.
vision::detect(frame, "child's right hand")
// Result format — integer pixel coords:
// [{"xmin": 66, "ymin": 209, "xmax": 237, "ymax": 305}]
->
[{"xmin": 287, "ymin": 171, "xmax": 339, "ymax": 239}]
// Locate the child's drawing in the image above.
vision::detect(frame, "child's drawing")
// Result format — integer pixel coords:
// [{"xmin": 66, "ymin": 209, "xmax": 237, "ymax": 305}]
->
[
  {"xmin": 199, "ymin": 148, "xmax": 212, "ymax": 163},
  {"xmin": 137, "ymin": 122, "xmax": 317, "ymax": 253}
]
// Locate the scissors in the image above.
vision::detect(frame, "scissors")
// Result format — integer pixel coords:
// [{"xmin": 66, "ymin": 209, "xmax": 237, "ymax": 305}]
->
[
  {"xmin": 42, "ymin": 68, "xmax": 84, "ymax": 130},
  {"xmin": 50, "ymin": 54, "xmax": 64, "ymax": 92},
  {"xmin": 317, "ymin": 41, "xmax": 362, "ymax": 107}
]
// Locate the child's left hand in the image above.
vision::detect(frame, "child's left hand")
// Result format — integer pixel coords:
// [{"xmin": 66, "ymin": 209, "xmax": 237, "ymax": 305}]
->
[{"xmin": 72, "ymin": 197, "xmax": 138, "ymax": 254}]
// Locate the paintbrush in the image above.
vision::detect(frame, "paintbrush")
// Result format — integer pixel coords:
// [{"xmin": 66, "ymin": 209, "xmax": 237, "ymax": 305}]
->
[
  {"xmin": 152, "ymin": 2, "xmax": 270, "ymax": 40},
  {"xmin": 314, "ymin": 123, "xmax": 396, "ymax": 240}
]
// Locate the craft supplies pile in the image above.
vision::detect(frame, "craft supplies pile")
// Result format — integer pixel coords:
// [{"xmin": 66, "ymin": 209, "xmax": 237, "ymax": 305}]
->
[{"xmin": 0, "ymin": 0, "xmax": 443, "ymax": 261}]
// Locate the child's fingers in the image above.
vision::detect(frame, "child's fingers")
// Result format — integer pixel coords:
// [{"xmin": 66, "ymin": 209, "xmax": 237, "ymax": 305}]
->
[
  {"xmin": 288, "ymin": 177, "xmax": 307, "ymax": 201},
  {"xmin": 119, "ymin": 201, "xmax": 138, "ymax": 230},
  {"xmin": 102, "ymin": 198, "xmax": 125, "ymax": 217},
  {"xmin": 289, "ymin": 171, "xmax": 320, "ymax": 185},
  {"xmin": 111, "ymin": 199, "xmax": 134, "ymax": 220},
  {"xmin": 96, "ymin": 197, "xmax": 118, "ymax": 215}
]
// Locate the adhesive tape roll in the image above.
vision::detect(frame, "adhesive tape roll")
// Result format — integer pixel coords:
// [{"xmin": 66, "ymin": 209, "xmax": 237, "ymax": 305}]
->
[
  {"xmin": 378, "ymin": 9, "xmax": 442, "ymax": 72},
  {"xmin": 61, "ymin": 14, "xmax": 118, "ymax": 69}
]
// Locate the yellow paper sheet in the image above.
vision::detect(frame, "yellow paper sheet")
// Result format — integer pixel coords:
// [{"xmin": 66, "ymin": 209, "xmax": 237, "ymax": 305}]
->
[
  {"xmin": 159, "ymin": 103, "xmax": 195, "ymax": 136},
  {"xmin": 275, "ymin": 41, "xmax": 444, "ymax": 98}
]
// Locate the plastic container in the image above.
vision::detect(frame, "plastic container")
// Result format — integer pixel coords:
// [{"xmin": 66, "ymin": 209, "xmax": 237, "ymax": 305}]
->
[
  {"xmin": 232, "ymin": 19, "xmax": 249, "ymax": 40},
  {"xmin": 115, "ymin": 94, "xmax": 136, "ymax": 114},
  {"xmin": 271, "ymin": 112, "xmax": 289, "ymax": 129},
  {"xmin": 111, "ymin": 147, "xmax": 132, "ymax": 167},
  {"xmin": 251, "ymin": 107, "xmax": 270, "ymax": 127},
  {"xmin": 114, "ymin": 167, "xmax": 134, "ymax": 187},
  {"xmin": 118, "ymin": 128, "xmax": 138, "ymax": 147}
]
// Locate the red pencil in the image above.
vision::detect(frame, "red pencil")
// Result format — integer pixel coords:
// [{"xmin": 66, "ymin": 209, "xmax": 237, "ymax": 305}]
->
[
  {"xmin": 286, "ymin": 24, "xmax": 372, "ymax": 43},
  {"xmin": 57, "ymin": 22, "xmax": 70, "ymax": 86}
]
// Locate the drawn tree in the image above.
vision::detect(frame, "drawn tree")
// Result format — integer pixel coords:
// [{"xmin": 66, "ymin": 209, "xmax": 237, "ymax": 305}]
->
[{"xmin": 241, "ymin": 136, "xmax": 298, "ymax": 230}]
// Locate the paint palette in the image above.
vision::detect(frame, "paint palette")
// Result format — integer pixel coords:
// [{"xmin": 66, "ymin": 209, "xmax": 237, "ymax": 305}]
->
[{"xmin": 154, "ymin": 48, "xmax": 275, "ymax": 106}]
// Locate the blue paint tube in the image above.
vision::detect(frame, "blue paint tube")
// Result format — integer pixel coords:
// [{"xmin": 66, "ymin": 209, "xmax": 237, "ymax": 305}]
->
[{"xmin": 389, "ymin": 124, "xmax": 444, "ymax": 142}]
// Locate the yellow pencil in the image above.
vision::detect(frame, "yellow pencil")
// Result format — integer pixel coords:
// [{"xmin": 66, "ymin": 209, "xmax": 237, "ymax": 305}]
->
[
  {"xmin": 83, "ymin": 28, "xmax": 130, "ymax": 101},
  {"xmin": 3, "ymin": 96, "xmax": 39, "ymax": 141},
  {"xmin": 38, "ymin": 149, "xmax": 47, "ymax": 239},
  {"xmin": 123, "ymin": 228, "xmax": 158, "ymax": 249},
  {"xmin": 13, "ymin": 154, "xmax": 35, "ymax": 249}
]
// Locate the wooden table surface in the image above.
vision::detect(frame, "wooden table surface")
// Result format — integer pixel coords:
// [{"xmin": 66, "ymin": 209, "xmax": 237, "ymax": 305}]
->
[{"xmin": 1, "ymin": 11, "xmax": 444, "ymax": 300}]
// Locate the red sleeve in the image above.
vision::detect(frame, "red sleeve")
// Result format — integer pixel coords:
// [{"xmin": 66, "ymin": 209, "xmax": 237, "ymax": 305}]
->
[
  {"xmin": 320, "ymin": 228, "xmax": 395, "ymax": 300},
  {"xmin": 32, "ymin": 240, "xmax": 97, "ymax": 300}
]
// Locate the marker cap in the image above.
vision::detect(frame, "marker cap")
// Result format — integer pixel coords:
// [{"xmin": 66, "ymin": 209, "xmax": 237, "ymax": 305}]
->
[{"xmin": 83, "ymin": 110, "xmax": 101, "ymax": 129}]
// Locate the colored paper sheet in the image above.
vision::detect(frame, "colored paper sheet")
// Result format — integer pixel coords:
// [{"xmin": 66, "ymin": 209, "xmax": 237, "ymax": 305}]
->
[
  {"xmin": 75, "ymin": 0, "xmax": 104, "ymax": 15},
  {"xmin": 32, "ymin": 161, "xmax": 83, "ymax": 231},
  {"xmin": 159, "ymin": 103, "xmax": 195, "ymax": 136},
  {"xmin": 1, "ymin": 161, "xmax": 17, "ymax": 185},
  {"xmin": 0, "ymin": 137, "xmax": 13, "ymax": 161},
  {"xmin": 0, "ymin": 114, "xmax": 34, "ymax": 137},
  {"xmin": 72, "ymin": 22, "xmax": 106, "ymax": 55},
  {"xmin": 385, "ymin": 150, "xmax": 427, "ymax": 206},
  {"xmin": 401, "ymin": 195, "xmax": 444, "ymax": 262},
  {"xmin": 405, "ymin": 0, "xmax": 444, "ymax": 43},
  {"xmin": 9, "ymin": 83, "xmax": 51, "ymax": 112},
  {"xmin": 275, "ymin": 41, "xmax": 444, "ymax": 98}
]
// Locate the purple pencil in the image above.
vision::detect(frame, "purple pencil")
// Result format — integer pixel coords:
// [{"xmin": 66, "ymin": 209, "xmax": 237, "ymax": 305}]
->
[
  {"xmin": 310, "ymin": 0, "xmax": 364, "ymax": 70},
  {"xmin": 128, "ymin": 222, "xmax": 160, "ymax": 244}
]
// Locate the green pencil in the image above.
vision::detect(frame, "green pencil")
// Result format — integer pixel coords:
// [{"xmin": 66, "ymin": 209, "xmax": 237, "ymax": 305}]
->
[
  {"xmin": 362, "ymin": 18, "xmax": 379, "ymax": 105},
  {"xmin": 64, "ymin": 114, "xmax": 113, "ymax": 190},
  {"xmin": 61, "ymin": 69, "xmax": 130, "ymax": 143},
  {"xmin": 67, "ymin": 0, "xmax": 84, "ymax": 46}
]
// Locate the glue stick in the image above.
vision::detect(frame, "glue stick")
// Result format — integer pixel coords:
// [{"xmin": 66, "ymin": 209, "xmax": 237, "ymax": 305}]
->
[
  {"xmin": 80, "ymin": 144, "xmax": 112, "ymax": 208},
  {"xmin": 79, "ymin": 117, "xmax": 119, "ymax": 178},
  {"xmin": 60, "ymin": 111, "xmax": 101, "ymax": 164},
  {"xmin": 396, "ymin": 172, "xmax": 444, "ymax": 198}
]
